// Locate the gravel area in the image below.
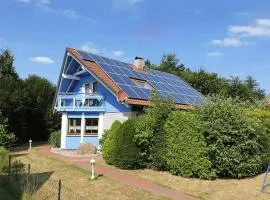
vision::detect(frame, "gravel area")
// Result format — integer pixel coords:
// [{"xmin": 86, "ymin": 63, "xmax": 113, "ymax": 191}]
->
[{"xmin": 50, "ymin": 147, "xmax": 102, "ymax": 159}]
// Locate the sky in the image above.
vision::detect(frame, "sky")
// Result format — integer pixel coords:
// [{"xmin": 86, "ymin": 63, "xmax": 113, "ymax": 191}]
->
[{"xmin": 0, "ymin": 0, "xmax": 270, "ymax": 93}]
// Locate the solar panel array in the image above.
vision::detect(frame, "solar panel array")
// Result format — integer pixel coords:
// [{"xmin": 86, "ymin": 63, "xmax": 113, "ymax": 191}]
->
[{"xmin": 76, "ymin": 50, "xmax": 204, "ymax": 105}]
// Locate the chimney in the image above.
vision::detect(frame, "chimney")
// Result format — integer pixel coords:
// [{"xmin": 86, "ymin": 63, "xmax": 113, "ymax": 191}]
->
[{"xmin": 134, "ymin": 56, "xmax": 145, "ymax": 71}]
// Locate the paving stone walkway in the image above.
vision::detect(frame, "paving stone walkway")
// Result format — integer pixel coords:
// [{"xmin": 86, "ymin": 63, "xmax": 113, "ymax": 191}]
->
[{"xmin": 38, "ymin": 145, "xmax": 195, "ymax": 200}]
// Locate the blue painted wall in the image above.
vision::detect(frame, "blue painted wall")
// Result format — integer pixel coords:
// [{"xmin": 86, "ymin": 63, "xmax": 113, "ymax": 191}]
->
[
  {"xmin": 83, "ymin": 136, "xmax": 99, "ymax": 147},
  {"xmin": 66, "ymin": 136, "xmax": 81, "ymax": 149},
  {"xmin": 65, "ymin": 136, "xmax": 99, "ymax": 149},
  {"xmin": 69, "ymin": 71, "xmax": 131, "ymax": 112}
]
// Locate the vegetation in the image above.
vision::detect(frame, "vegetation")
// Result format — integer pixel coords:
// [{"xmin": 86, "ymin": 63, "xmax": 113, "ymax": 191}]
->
[
  {"xmin": 48, "ymin": 131, "xmax": 61, "ymax": 148},
  {"xmin": 0, "ymin": 49, "xmax": 60, "ymax": 143},
  {"xmin": 103, "ymin": 121, "xmax": 122, "ymax": 165},
  {"xmin": 164, "ymin": 111, "xmax": 215, "ymax": 179},
  {"xmin": 103, "ymin": 94, "xmax": 270, "ymax": 179},
  {"xmin": 112, "ymin": 119, "xmax": 141, "ymax": 169},
  {"xmin": 134, "ymin": 92, "xmax": 175, "ymax": 169},
  {"xmin": 196, "ymin": 97, "xmax": 269, "ymax": 178},
  {"xmin": 0, "ymin": 146, "xmax": 9, "ymax": 172}
]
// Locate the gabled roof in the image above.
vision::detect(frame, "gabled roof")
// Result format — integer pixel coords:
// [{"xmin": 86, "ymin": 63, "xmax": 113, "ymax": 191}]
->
[{"xmin": 62, "ymin": 47, "xmax": 204, "ymax": 110}]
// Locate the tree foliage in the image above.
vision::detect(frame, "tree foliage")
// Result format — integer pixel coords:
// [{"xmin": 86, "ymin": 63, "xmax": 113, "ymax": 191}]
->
[
  {"xmin": 0, "ymin": 49, "xmax": 60, "ymax": 143},
  {"xmin": 164, "ymin": 111, "xmax": 216, "ymax": 179},
  {"xmin": 196, "ymin": 97, "xmax": 268, "ymax": 178}
]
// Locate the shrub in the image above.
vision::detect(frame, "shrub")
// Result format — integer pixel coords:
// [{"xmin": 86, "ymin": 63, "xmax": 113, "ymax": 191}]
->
[
  {"xmin": 164, "ymin": 111, "xmax": 216, "ymax": 179},
  {"xmin": 113, "ymin": 119, "xmax": 141, "ymax": 169},
  {"xmin": 0, "ymin": 124, "xmax": 16, "ymax": 148},
  {"xmin": 134, "ymin": 92, "xmax": 175, "ymax": 170},
  {"xmin": 99, "ymin": 129, "xmax": 109, "ymax": 149},
  {"xmin": 48, "ymin": 131, "xmax": 61, "ymax": 148},
  {"xmin": 103, "ymin": 121, "xmax": 122, "ymax": 165},
  {"xmin": 196, "ymin": 97, "xmax": 268, "ymax": 178},
  {"xmin": 0, "ymin": 146, "xmax": 9, "ymax": 172},
  {"xmin": 247, "ymin": 107, "xmax": 270, "ymax": 164}
]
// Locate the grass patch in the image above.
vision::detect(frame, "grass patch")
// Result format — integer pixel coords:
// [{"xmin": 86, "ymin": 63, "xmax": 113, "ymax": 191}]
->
[{"xmin": 10, "ymin": 146, "xmax": 168, "ymax": 200}]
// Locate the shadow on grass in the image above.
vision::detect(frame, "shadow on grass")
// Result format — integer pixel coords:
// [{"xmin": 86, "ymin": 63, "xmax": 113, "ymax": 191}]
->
[{"xmin": 0, "ymin": 171, "xmax": 54, "ymax": 200}]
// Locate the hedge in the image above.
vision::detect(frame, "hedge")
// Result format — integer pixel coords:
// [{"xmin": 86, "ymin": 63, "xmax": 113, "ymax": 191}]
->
[
  {"xmin": 197, "ymin": 97, "xmax": 268, "ymax": 178},
  {"xmin": 103, "ymin": 121, "xmax": 122, "ymax": 165},
  {"xmin": 0, "ymin": 146, "xmax": 9, "ymax": 172},
  {"xmin": 48, "ymin": 131, "xmax": 61, "ymax": 148},
  {"xmin": 113, "ymin": 119, "xmax": 141, "ymax": 169},
  {"xmin": 164, "ymin": 111, "xmax": 216, "ymax": 179}
]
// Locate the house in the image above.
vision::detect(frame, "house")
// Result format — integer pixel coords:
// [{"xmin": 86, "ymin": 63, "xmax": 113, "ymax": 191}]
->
[{"xmin": 53, "ymin": 48, "xmax": 204, "ymax": 149}]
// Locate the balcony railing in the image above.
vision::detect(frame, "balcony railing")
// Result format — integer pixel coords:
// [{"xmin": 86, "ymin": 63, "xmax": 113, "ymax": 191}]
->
[{"xmin": 55, "ymin": 93, "xmax": 105, "ymax": 112}]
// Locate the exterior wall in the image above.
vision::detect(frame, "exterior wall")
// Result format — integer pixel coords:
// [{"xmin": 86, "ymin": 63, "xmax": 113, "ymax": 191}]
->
[
  {"xmin": 103, "ymin": 112, "xmax": 137, "ymax": 131},
  {"xmin": 70, "ymin": 74, "xmax": 131, "ymax": 113}
]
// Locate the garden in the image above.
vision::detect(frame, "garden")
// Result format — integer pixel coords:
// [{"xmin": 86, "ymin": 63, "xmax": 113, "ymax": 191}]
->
[{"xmin": 102, "ymin": 92, "xmax": 270, "ymax": 180}]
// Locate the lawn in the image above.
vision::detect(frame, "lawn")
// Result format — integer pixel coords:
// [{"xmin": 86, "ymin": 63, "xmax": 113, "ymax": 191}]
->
[
  {"xmin": 6, "ymin": 146, "xmax": 168, "ymax": 200},
  {"xmin": 96, "ymin": 159, "xmax": 270, "ymax": 200}
]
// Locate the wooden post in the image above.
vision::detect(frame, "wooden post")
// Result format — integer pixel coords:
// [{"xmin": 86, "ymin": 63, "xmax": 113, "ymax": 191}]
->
[
  {"xmin": 28, "ymin": 164, "xmax": 30, "ymax": 175},
  {"xmin": 58, "ymin": 179, "xmax": 62, "ymax": 200},
  {"xmin": 8, "ymin": 154, "xmax": 11, "ymax": 176}
]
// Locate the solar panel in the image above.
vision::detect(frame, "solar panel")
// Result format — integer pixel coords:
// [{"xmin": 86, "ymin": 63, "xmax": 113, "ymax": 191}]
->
[{"xmin": 76, "ymin": 49, "xmax": 204, "ymax": 105}]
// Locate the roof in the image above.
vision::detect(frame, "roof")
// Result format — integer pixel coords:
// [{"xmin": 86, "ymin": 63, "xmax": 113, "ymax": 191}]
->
[{"xmin": 67, "ymin": 47, "xmax": 203, "ymax": 109}]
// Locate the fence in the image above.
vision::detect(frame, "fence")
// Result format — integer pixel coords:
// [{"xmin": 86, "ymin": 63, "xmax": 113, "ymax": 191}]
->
[{"xmin": 6, "ymin": 155, "xmax": 86, "ymax": 200}]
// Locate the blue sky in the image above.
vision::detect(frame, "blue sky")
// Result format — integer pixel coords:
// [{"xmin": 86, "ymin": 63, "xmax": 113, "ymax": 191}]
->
[{"xmin": 1, "ymin": 0, "xmax": 270, "ymax": 93}]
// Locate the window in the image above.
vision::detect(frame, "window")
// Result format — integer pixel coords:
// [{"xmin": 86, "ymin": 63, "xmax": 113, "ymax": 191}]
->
[
  {"xmin": 85, "ymin": 118, "xmax": 98, "ymax": 136},
  {"xmin": 83, "ymin": 82, "xmax": 98, "ymax": 94},
  {"xmin": 93, "ymin": 82, "xmax": 98, "ymax": 93},
  {"xmin": 68, "ymin": 118, "xmax": 81, "ymax": 135},
  {"xmin": 84, "ymin": 83, "xmax": 91, "ymax": 94},
  {"xmin": 130, "ymin": 78, "xmax": 154, "ymax": 90}
]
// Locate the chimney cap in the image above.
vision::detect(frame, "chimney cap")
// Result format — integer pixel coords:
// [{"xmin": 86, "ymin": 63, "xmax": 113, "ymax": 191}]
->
[{"xmin": 135, "ymin": 56, "xmax": 143, "ymax": 60}]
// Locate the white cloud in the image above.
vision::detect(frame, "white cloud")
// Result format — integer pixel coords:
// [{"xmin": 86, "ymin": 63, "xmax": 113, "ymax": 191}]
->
[
  {"xmin": 30, "ymin": 56, "xmax": 55, "ymax": 64},
  {"xmin": 113, "ymin": 50, "xmax": 125, "ymax": 57},
  {"xmin": 210, "ymin": 37, "xmax": 249, "ymax": 47},
  {"xmin": 17, "ymin": 0, "xmax": 30, "ymax": 3},
  {"xmin": 229, "ymin": 18, "xmax": 270, "ymax": 37},
  {"xmin": 256, "ymin": 18, "xmax": 270, "ymax": 27},
  {"xmin": 207, "ymin": 52, "xmax": 223, "ymax": 56}
]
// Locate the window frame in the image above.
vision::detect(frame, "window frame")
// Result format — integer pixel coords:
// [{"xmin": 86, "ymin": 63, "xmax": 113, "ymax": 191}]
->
[
  {"xmin": 67, "ymin": 118, "xmax": 81, "ymax": 136},
  {"xmin": 84, "ymin": 118, "xmax": 99, "ymax": 136}
]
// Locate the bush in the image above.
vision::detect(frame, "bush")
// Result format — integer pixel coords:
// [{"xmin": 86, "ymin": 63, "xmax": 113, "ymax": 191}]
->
[
  {"xmin": 0, "ymin": 146, "xmax": 9, "ymax": 172},
  {"xmin": 99, "ymin": 129, "xmax": 109, "ymax": 149},
  {"xmin": 247, "ymin": 107, "xmax": 270, "ymax": 164},
  {"xmin": 0, "ymin": 124, "xmax": 16, "ymax": 148},
  {"xmin": 164, "ymin": 111, "xmax": 216, "ymax": 179},
  {"xmin": 103, "ymin": 121, "xmax": 122, "ymax": 165},
  {"xmin": 48, "ymin": 131, "xmax": 61, "ymax": 148},
  {"xmin": 197, "ymin": 97, "xmax": 268, "ymax": 178},
  {"xmin": 134, "ymin": 92, "xmax": 175, "ymax": 170},
  {"xmin": 113, "ymin": 119, "xmax": 141, "ymax": 169}
]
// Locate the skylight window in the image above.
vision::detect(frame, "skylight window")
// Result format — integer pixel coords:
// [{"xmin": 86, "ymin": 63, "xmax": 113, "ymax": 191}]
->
[{"xmin": 130, "ymin": 78, "xmax": 154, "ymax": 90}]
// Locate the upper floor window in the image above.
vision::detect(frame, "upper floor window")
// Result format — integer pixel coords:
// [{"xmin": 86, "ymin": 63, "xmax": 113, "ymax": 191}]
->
[{"xmin": 83, "ymin": 81, "xmax": 98, "ymax": 94}]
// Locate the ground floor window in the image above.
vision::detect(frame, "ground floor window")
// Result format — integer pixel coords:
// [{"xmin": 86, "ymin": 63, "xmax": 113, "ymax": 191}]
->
[
  {"xmin": 68, "ymin": 118, "xmax": 81, "ymax": 135},
  {"xmin": 85, "ymin": 118, "xmax": 98, "ymax": 136}
]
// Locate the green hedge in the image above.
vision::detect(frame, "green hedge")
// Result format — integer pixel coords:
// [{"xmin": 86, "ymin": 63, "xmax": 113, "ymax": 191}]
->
[
  {"xmin": 0, "ymin": 146, "xmax": 9, "ymax": 172},
  {"xmin": 164, "ymin": 111, "xmax": 216, "ymax": 179},
  {"xmin": 48, "ymin": 131, "xmax": 61, "ymax": 148},
  {"xmin": 113, "ymin": 119, "xmax": 141, "ymax": 169},
  {"xmin": 197, "ymin": 97, "xmax": 268, "ymax": 178},
  {"xmin": 103, "ymin": 121, "xmax": 122, "ymax": 165}
]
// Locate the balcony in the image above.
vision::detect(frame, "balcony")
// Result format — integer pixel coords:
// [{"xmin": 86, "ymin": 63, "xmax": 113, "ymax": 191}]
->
[{"xmin": 55, "ymin": 93, "xmax": 106, "ymax": 112}]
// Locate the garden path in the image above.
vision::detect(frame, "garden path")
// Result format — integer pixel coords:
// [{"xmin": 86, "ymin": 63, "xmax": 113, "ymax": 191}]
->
[{"xmin": 38, "ymin": 145, "xmax": 195, "ymax": 200}]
